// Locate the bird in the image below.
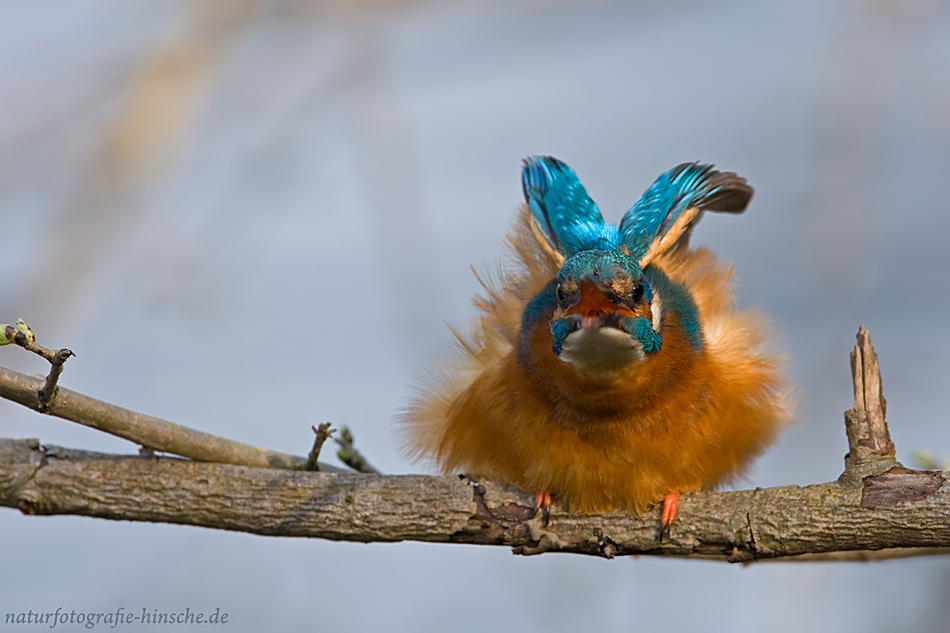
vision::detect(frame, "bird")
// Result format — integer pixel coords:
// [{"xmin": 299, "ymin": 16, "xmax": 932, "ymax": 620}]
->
[{"xmin": 400, "ymin": 155, "xmax": 790, "ymax": 532}]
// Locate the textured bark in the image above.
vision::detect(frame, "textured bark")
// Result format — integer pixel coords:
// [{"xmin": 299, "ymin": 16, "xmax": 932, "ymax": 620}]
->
[
  {"xmin": 2, "ymin": 327, "xmax": 948, "ymax": 561},
  {"xmin": 2, "ymin": 438, "xmax": 949, "ymax": 561}
]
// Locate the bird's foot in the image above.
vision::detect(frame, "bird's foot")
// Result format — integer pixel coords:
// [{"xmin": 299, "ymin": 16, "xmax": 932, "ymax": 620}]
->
[
  {"xmin": 532, "ymin": 489, "xmax": 552, "ymax": 527},
  {"xmin": 656, "ymin": 489, "xmax": 680, "ymax": 541}
]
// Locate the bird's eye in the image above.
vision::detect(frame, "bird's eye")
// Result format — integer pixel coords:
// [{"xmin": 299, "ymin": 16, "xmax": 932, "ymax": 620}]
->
[
  {"xmin": 556, "ymin": 283, "xmax": 567, "ymax": 303},
  {"xmin": 631, "ymin": 284, "xmax": 644, "ymax": 304}
]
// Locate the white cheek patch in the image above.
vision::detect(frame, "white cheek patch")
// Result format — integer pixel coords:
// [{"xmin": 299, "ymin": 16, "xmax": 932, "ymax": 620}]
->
[
  {"xmin": 559, "ymin": 325, "xmax": 645, "ymax": 380},
  {"xmin": 651, "ymin": 291, "xmax": 662, "ymax": 333}
]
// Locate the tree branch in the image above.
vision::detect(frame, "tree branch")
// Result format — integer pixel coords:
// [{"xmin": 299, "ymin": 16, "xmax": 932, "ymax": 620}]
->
[
  {"xmin": 1, "ymin": 327, "xmax": 947, "ymax": 561},
  {"xmin": 334, "ymin": 425, "xmax": 381, "ymax": 474},
  {"xmin": 306, "ymin": 423, "xmax": 335, "ymax": 472},
  {"xmin": 2, "ymin": 319, "xmax": 74, "ymax": 412},
  {"xmin": 0, "ymin": 438, "xmax": 947, "ymax": 561},
  {"xmin": 0, "ymin": 365, "xmax": 345, "ymax": 473}
]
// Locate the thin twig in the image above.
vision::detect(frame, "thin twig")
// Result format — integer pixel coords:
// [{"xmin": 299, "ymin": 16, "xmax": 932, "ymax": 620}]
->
[
  {"xmin": 0, "ymin": 364, "xmax": 346, "ymax": 473},
  {"xmin": 306, "ymin": 423, "xmax": 335, "ymax": 471},
  {"xmin": 2, "ymin": 319, "xmax": 74, "ymax": 412},
  {"xmin": 335, "ymin": 425, "xmax": 381, "ymax": 474},
  {"xmin": 36, "ymin": 350, "xmax": 74, "ymax": 412}
]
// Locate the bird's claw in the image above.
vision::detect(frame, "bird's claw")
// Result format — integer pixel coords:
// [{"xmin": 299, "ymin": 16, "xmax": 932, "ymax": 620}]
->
[
  {"xmin": 656, "ymin": 489, "xmax": 680, "ymax": 542},
  {"xmin": 533, "ymin": 489, "xmax": 552, "ymax": 527}
]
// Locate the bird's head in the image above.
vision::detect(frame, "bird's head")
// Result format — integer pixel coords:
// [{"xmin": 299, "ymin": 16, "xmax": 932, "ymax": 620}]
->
[
  {"xmin": 550, "ymin": 249, "xmax": 661, "ymax": 377},
  {"xmin": 519, "ymin": 155, "xmax": 751, "ymax": 381}
]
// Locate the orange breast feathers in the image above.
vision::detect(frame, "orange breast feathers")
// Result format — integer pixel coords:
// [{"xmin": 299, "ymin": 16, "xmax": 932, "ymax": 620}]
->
[{"xmin": 399, "ymin": 207, "xmax": 791, "ymax": 514}]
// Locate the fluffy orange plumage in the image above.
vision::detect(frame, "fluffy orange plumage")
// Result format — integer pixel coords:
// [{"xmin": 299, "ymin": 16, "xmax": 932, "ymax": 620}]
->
[{"xmin": 400, "ymin": 162, "xmax": 790, "ymax": 517}]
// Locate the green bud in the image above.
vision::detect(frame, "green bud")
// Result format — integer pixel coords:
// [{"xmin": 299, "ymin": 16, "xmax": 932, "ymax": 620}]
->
[{"xmin": 1, "ymin": 318, "xmax": 34, "ymax": 346}]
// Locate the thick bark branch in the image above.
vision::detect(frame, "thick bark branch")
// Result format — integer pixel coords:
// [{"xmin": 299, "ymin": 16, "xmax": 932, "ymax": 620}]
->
[
  {"xmin": 2, "ymin": 327, "xmax": 948, "ymax": 561},
  {"xmin": 1, "ymin": 438, "xmax": 948, "ymax": 561}
]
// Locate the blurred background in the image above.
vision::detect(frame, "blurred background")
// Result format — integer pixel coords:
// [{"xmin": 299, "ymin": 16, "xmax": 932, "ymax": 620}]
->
[{"xmin": 2, "ymin": 0, "xmax": 950, "ymax": 630}]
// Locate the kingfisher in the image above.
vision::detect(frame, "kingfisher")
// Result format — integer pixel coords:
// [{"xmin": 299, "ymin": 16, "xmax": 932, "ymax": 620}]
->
[{"xmin": 400, "ymin": 156, "xmax": 790, "ymax": 532}]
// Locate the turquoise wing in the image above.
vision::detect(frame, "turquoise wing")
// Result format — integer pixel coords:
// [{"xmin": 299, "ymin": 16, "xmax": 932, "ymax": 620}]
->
[
  {"xmin": 521, "ymin": 156, "xmax": 618, "ymax": 257},
  {"xmin": 618, "ymin": 163, "xmax": 753, "ymax": 260}
]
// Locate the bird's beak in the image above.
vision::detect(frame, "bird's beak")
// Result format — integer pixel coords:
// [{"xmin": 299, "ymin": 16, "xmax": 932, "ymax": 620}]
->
[{"xmin": 564, "ymin": 280, "xmax": 635, "ymax": 329}]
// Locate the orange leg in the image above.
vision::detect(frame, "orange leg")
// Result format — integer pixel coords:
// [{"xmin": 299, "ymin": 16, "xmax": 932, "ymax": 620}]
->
[
  {"xmin": 533, "ymin": 489, "xmax": 552, "ymax": 526},
  {"xmin": 658, "ymin": 489, "xmax": 680, "ymax": 541}
]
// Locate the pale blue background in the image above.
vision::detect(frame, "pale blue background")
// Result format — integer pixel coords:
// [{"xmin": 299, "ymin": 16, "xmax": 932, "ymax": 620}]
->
[{"xmin": 2, "ymin": 1, "xmax": 950, "ymax": 631}]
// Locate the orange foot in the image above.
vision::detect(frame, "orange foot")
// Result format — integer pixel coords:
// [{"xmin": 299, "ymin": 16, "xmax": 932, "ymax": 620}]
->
[
  {"xmin": 657, "ymin": 489, "xmax": 680, "ymax": 541},
  {"xmin": 533, "ymin": 489, "xmax": 552, "ymax": 526}
]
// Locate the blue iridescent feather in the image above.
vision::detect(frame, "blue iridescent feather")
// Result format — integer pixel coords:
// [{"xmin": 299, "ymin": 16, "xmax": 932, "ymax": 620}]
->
[
  {"xmin": 521, "ymin": 156, "xmax": 619, "ymax": 257},
  {"xmin": 618, "ymin": 162, "xmax": 753, "ymax": 260},
  {"xmin": 521, "ymin": 157, "xmax": 752, "ymax": 262}
]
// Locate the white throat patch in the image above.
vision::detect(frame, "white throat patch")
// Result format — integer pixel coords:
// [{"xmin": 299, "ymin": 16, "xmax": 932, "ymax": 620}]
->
[
  {"xmin": 559, "ymin": 324, "xmax": 645, "ymax": 380},
  {"xmin": 557, "ymin": 288, "xmax": 662, "ymax": 381}
]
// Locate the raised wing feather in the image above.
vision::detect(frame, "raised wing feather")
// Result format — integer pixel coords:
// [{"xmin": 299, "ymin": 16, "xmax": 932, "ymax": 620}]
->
[
  {"xmin": 618, "ymin": 163, "xmax": 753, "ymax": 261},
  {"xmin": 521, "ymin": 156, "xmax": 617, "ymax": 257}
]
